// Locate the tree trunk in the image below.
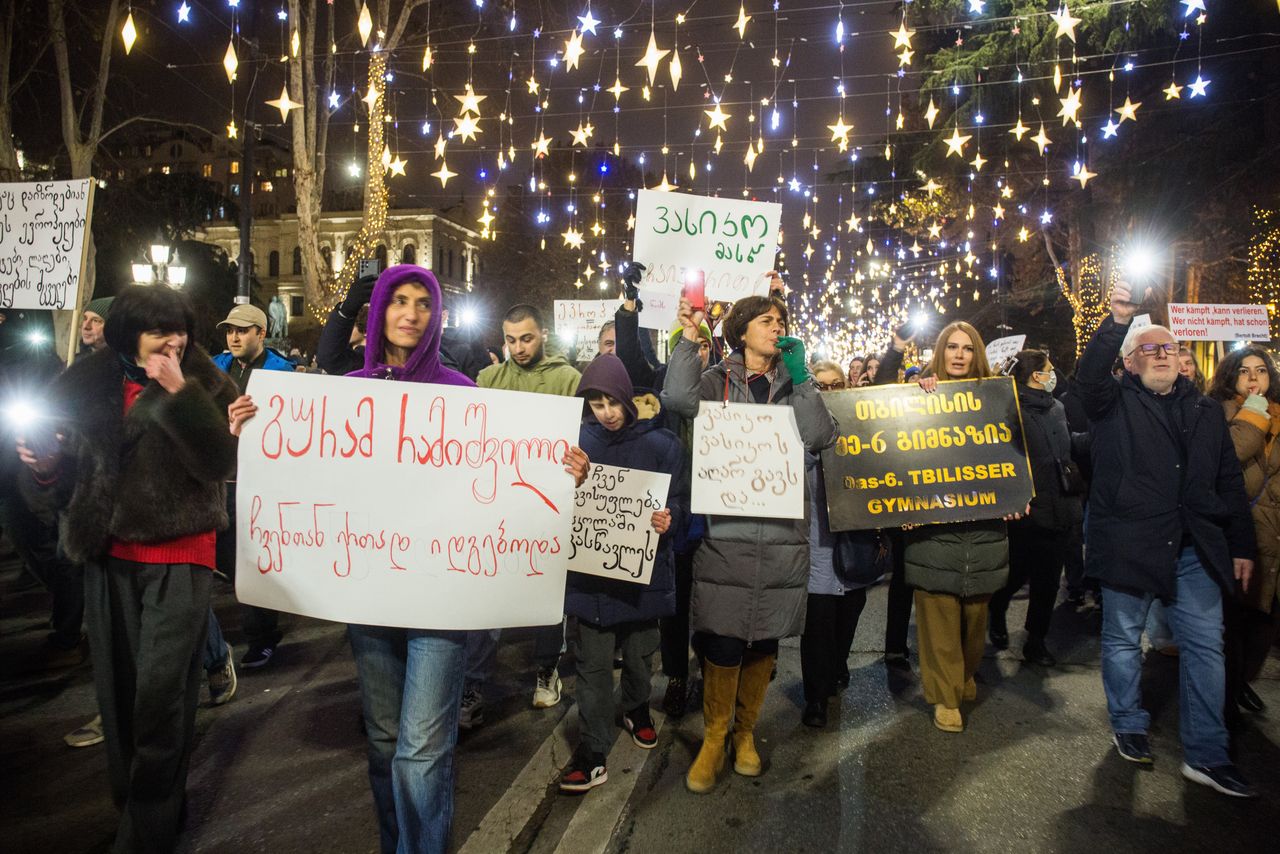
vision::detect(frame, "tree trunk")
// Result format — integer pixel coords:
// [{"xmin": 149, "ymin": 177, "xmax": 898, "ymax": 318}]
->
[{"xmin": 334, "ymin": 50, "xmax": 389, "ymax": 289}]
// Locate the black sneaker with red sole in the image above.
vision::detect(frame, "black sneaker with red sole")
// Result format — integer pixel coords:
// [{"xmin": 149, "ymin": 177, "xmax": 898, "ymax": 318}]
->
[
  {"xmin": 559, "ymin": 752, "xmax": 608, "ymax": 794},
  {"xmin": 623, "ymin": 706, "xmax": 658, "ymax": 749}
]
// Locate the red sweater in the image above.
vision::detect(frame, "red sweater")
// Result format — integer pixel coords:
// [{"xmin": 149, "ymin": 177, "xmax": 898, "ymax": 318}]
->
[{"xmin": 107, "ymin": 379, "xmax": 217, "ymax": 570}]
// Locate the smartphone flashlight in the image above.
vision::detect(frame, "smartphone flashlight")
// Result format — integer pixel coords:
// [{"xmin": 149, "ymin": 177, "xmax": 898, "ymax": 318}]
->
[{"xmin": 683, "ymin": 269, "xmax": 707, "ymax": 311}]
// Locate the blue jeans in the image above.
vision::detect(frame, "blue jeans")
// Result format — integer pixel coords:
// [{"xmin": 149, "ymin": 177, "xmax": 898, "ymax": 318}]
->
[
  {"xmin": 348, "ymin": 625, "xmax": 465, "ymax": 854},
  {"xmin": 203, "ymin": 606, "xmax": 228, "ymax": 672},
  {"xmin": 1100, "ymin": 547, "xmax": 1229, "ymax": 767}
]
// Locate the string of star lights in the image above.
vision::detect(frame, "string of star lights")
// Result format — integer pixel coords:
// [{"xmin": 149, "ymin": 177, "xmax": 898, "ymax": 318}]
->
[{"xmin": 124, "ymin": 0, "xmax": 1278, "ymax": 329}]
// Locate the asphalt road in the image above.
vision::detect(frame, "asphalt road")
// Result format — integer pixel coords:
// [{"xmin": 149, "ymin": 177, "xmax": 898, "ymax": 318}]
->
[{"xmin": 2, "ymin": 559, "xmax": 1278, "ymax": 854}]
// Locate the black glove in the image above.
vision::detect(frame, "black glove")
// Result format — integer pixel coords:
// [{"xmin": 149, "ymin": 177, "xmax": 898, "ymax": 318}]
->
[
  {"xmin": 621, "ymin": 262, "xmax": 645, "ymax": 302},
  {"xmin": 339, "ymin": 273, "xmax": 378, "ymax": 318}
]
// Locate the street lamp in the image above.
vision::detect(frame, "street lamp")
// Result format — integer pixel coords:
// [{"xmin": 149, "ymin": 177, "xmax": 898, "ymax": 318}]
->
[{"xmin": 132, "ymin": 243, "xmax": 187, "ymax": 288}]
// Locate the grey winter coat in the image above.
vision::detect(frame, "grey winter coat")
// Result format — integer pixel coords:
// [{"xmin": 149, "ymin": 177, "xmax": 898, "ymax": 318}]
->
[{"xmin": 661, "ymin": 337, "xmax": 838, "ymax": 641}]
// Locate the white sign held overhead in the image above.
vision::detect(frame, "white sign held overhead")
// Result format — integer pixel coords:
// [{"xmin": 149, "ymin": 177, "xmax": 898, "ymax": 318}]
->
[
  {"xmin": 691, "ymin": 401, "xmax": 804, "ymax": 520},
  {"xmin": 1167, "ymin": 303, "xmax": 1271, "ymax": 342},
  {"xmin": 631, "ymin": 189, "xmax": 782, "ymax": 304},
  {"xmin": 0, "ymin": 179, "xmax": 94, "ymax": 310},
  {"xmin": 985, "ymin": 334, "xmax": 1026, "ymax": 374},
  {"xmin": 235, "ymin": 371, "xmax": 581, "ymax": 631},
  {"xmin": 554, "ymin": 299, "xmax": 617, "ymax": 361},
  {"xmin": 568, "ymin": 464, "xmax": 671, "ymax": 586},
  {"xmin": 635, "ymin": 286, "xmax": 680, "ymax": 332}
]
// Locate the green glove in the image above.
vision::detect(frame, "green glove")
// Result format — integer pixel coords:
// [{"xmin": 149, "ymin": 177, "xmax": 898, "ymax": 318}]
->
[
  {"xmin": 1243, "ymin": 393, "xmax": 1269, "ymax": 416},
  {"xmin": 776, "ymin": 336, "xmax": 810, "ymax": 385}
]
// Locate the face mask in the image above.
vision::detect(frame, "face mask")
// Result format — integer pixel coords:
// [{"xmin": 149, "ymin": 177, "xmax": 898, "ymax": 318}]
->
[{"xmin": 1039, "ymin": 369, "xmax": 1058, "ymax": 394}]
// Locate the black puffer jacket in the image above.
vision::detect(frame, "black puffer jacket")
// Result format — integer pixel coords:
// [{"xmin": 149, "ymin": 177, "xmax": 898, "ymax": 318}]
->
[{"xmin": 1016, "ymin": 385, "xmax": 1084, "ymax": 532}]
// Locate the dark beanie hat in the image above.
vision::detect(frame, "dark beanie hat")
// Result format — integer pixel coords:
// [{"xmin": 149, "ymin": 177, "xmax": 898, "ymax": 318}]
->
[
  {"xmin": 84, "ymin": 296, "xmax": 115, "ymax": 319},
  {"xmin": 576, "ymin": 354, "xmax": 638, "ymax": 424}
]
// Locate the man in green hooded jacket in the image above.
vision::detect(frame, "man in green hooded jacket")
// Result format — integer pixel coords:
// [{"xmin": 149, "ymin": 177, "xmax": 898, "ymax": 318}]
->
[{"xmin": 462, "ymin": 304, "xmax": 580, "ymax": 729}]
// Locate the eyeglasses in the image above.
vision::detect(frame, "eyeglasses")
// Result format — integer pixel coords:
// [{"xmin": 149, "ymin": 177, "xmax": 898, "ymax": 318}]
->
[
  {"xmin": 1135, "ymin": 342, "xmax": 1178, "ymax": 356},
  {"xmin": 816, "ymin": 381, "xmax": 845, "ymax": 391}
]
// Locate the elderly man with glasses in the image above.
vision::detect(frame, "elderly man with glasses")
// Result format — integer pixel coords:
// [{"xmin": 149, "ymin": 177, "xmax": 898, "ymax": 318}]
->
[{"xmin": 1076, "ymin": 281, "xmax": 1257, "ymax": 798}]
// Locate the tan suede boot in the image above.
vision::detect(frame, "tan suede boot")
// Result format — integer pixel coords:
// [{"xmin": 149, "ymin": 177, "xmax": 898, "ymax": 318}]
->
[
  {"xmin": 731, "ymin": 652, "xmax": 775, "ymax": 777},
  {"xmin": 686, "ymin": 661, "xmax": 739, "ymax": 793}
]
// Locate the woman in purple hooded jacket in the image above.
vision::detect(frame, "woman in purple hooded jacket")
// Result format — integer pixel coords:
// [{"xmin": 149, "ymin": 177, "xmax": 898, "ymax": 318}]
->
[{"xmin": 233, "ymin": 265, "xmax": 588, "ymax": 854}]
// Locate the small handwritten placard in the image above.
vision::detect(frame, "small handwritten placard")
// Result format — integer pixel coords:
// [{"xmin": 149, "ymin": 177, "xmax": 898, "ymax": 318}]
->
[
  {"xmin": 568, "ymin": 464, "xmax": 671, "ymax": 585},
  {"xmin": 691, "ymin": 401, "xmax": 803, "ymax": 519},
  {"xmin": 0, "ymin": 179, "xmax": 93, "ymax": 310},
  {"xmin": 554, "ymin": 299, "xmax": 617, "ymax": 360},
  {"xmin": 235, "ymin": 371, "xmax": 581, "ymax": 630},
  {"xmin": 632, "ymin": 189, "xmax": 781, "ymax": 304}
]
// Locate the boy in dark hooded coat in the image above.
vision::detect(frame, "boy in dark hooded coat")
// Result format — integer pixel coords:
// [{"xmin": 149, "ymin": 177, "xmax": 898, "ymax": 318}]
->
[{"xmin": 559, "ymin": 355, "xmax": 688, "ymax": 793}]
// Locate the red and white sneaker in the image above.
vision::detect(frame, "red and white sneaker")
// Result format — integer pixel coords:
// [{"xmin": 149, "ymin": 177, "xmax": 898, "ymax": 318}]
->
[
  {"xmin": 623, "ymin": 705, "xmax": 658, "ymax": 749},
  {"xmin": 559, "ymin": 751, "xmax": 608, "ymax": 794}
]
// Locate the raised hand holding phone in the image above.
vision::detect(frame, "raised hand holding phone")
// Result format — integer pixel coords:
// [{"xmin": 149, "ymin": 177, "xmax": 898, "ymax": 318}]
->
[
  {"xmin": 682, "ymin": 268, "xmax": 706, "ymax": 311},
  {"xmin": 1110, "ymin": 279, "xmax": 1152, "ymax": 325}
]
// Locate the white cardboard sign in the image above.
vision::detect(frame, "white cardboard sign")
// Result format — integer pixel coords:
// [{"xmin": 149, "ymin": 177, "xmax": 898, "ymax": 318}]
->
[
  {"xmin": 691, "ymin": 401, "xmax": 804, "ymax": 519},
  {"xmin": 0, "ymin": 179, "xmax": 93, "ymax": 310},
  {"xmin": 1167, "ymin": 303, "xmax": 1271, "ymax": 342},
  {"xmin": 568, "ymin": 464, "xmax": 671, "ymax": 585},
  {"xmin": 554, "ymin": 299, "xmax": 617, "ymax": 360},
  {"xmin": 985, "ymin": 334, "xmax": 1026, "ymax": 374},
  {"xmin": 631, "ymin": 189, "xmax": 781, "ymax": 304},
  {"xmin": 235, "ymin": 371, "xmax": 581, "ymax": 630},
  {"xmin": 635, "ymin": 286, "xmax": 681, "ymax": 332}
]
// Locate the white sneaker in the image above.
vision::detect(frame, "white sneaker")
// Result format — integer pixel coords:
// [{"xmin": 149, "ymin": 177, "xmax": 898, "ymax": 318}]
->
[
  {"xmin": 459, "ymin": 688, "xmax": 485, "ymax": 730},
  {"xmin": 64, "ymin": 714, "xmax": 104, "ymax": 748},
  {"xmin": 208, "ymin": 642, "xmax": 238, "ymax": 706},
  {"xmin": 532, "ymin": 668, "xmax": 562, "ymax": 708}
]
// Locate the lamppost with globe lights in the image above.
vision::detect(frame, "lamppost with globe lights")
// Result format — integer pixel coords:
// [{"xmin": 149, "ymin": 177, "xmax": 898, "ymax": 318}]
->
[{"xmin": 131, "ymin": 243, "xmax": 187, "ymax": 288}]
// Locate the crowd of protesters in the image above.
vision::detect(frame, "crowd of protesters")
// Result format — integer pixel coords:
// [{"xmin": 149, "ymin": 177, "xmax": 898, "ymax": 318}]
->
[{"xmin": 1, "ymin": 258, "xmax": 1275, "ymax": 854}]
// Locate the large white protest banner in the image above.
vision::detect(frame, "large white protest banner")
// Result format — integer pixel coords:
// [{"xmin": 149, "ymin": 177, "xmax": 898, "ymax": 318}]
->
[
  {"xmin": 568, "ymin": 464, "xmax": 671, "ymax": 585},
  {"xmin": 691, "ymin": 401, "xmax": 804, "ymax": 519},
  {"xmin": 554, "ymin": 299, "xmax": 617, "ymax": 360},
  {"xmin": 235, "ymin": 371, "xmax": 581, "ymax": 630},
  {"xmin": 1167, "ymin": 303, "xmax": 1271, "ymax": 342},
  {"xmin": 0, "ymin": 179, "xmax": 93, "ymax": 311},
  {"xmin": 632, "ymin": 189, "xmax": 782, "ymax": 304}
]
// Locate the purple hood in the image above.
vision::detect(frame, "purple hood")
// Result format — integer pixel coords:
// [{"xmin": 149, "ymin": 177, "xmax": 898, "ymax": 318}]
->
[
  {"xmin": 576, "ymin": 354, "xmax": 638, "ymax": 424},
  {"xmin": 347, "ymin": 264, "xmax": 473, "ymax": 387}
]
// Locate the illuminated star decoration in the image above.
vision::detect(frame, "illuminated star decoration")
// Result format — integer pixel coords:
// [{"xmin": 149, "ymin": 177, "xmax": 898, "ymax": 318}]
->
[
  {"xmin": 362, "ymin": 85, "xmax": 381, "ymax": 110},
  {"xmin": 1009, "ymin": 116, "xmax": 1029, "ymax": 140},
  {"xmin": 1071, "ymin": 162, "xmax": 1097, "ymax": 188},
  {"xmin": 827, "ymin": 117, "xmax": 853, "ymax": 149},
  {"xmin": 1031, "ymin": 123, "xmax": 1052, "ymax": 155},
  {"xmin": 1050, "ymin": 4, "xmax": 1082, "ymax": 43},
  {"xmin": 454, "ymin": 87, "xmax": 487, "ymax": 116},
  {"xmin": 477, "ymin": 207, "xmax": 494, "ymax": 232},
  {"xmin": 531, "ymin": 132, "xmax": 552, "ymax": 158},
  {"xmin": 431, "ymin": 161, "xmax": 457, "ymax": 187},
  {"xmin": 744, "ymin": 142, "xmax": 759, "ymax": 170},
  {"xmin": 223, "ymin": 41, "xmax": 239, "ymax": 83},
  {"xmin": 970, "ymin": 151, "xmax": 987, "ymax": 171},
  {"xmin": 898, "ymin": 47, "xmax": 914, "ymax": 68},
  {"xmin": 669, "ymin": 46, "xmax": 682, "ymax": 90},
  {"xmin": 1181, "ymin": 0, "xmax": 1207, "ymax": 16},
  {"xmin": 357, "ymin": 3, "xmax": 373, "ymax": 46},
  {"xmin": 387, "ymin": 155, "xmax": 407, "ymax": 177},
  {"xmin": 704, "ymin": 102, "xmax": 731, "ymax": 132},
  {"xmin": 634, "ymin": 31, "xmax": 670, "ymax": 85},
  {"xmin": 944, "ymin": 126, "xmax": 972, "ymax": 157},
  {"xmin": 121, "ymin": 11, "xmax": 137, "ymax": 54},
  {"xmin": 267, "ymin": 84, "xmax": 303, "ymax": 121},
  {"xmin": 1114, "ymin": 96, "xmax": 1141, "ymax": 124},
  {"xmin": 607, "ymin": 77, "xmax": 629, "ymax": 101},
  {"xmin": 968, "ymin": 0, "xmax": 985, "ymax": 12},
  {"xmin": 561, "ymin": 228, "xmax": 584, "ymax": 249},
  {"xmin": 927, "ymin": 222, "xmax": 943, "ymax": 239},
  {"xmin": 177, "ymin": 2, "xmax": 191, "ymax": 23},
  {"xmin": 992, "ymin": 202, "xmax": 1005, "ymax": 220},
  {"xmin": 1058, "ymin": 87, "xmax": 1082, "ymax": 126},
  {"xmin": 577, "ymin": 9, "xmax": 601, "ymax": 35},
  {"xmin": 328, "ymin": 91, "xmax": 340, "ymax": 110},
  {"xmin": 924, "ymin": 98, "xmax": 940, "ymax": 129},
  {"xmin": 452, "ymin": 113, "xmax": 481, "ymax": 142},
  {"xmin": 1188, "ymin": 74, "xmax": 1210, "ymax": 97},
  {"xmin": 526, "ymin": 75, "xmax": 540, "ymax": 95},
  {"xmin": 1101, "ymin": 118, "xmax": 1119, "ymax": 138},
  {"xmin": 734, "ymin": 4, "xmax": 751, "ymax": 39},
  {"xmin": 1164, "ymin": 80, "xmax": 1184, "ymax": 100},
  {"xmin": 562, "ymin": 30, "xmax": 585, "ymax": 71},
  {"xmin": 226, "ymin": 120, "xmax": 238, "ymax": 139},
  {"xmin": 434, "ymin": 134, "xmax": 448, "ymax": 159},
  {"xmin": 891, "ymin": 21, "xmax": 915, "ymax": 50},
  {"xmin": 923, "ymin": 177, "xmax": 942, "ymax": 195},
  {"xmin": 1018, "ymin": 226, "xmax": 1031, "ymax": 242},
  {"xmin": 570, "ymin": 122, "xmax": 594, "ymax": 147},
  {"xmin": 846, "ymin": 212, "xmax": 863, "ymax": 233}
]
